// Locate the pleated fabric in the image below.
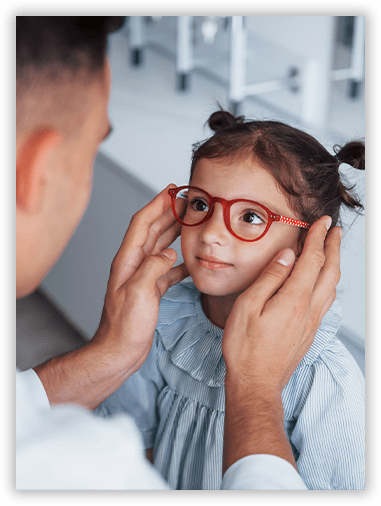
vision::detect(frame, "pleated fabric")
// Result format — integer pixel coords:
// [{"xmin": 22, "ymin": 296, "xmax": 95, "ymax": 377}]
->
[{"xmin": 95, "ymin": 281, "xmax": 365, "ymax": 490}]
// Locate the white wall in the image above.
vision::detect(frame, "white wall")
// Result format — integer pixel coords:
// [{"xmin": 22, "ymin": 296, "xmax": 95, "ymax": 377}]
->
[
  {"xmin": 337, "ymin": 164, "xmax": 365, "ymax": 342},
  {"xmin": 244, "ymin": 16, "xmax": 365, "ymax": 342},
  {"xmin": 41, "ymin": 17, "xmax": 365, "ymax": 349},
  {"xmin": 246, "ymin": 16, "xmax": 335, "ymax": 60}
]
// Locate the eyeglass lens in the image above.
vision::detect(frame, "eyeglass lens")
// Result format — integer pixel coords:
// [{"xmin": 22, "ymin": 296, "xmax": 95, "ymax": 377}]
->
[{"xmin": 173, "ymin": 187, "xmax": 269, "ymax": 241}]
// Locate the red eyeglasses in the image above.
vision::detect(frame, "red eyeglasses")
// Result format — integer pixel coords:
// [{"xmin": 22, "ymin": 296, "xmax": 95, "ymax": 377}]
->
[{"xmin": 169, "ymin": 186, "xmax": 310, "ymax": 242}]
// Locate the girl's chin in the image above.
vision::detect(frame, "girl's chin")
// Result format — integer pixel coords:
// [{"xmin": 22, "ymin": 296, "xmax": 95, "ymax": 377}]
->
[
  {"xmin": 189, "ymin": 270, "xmax": 259, "ymax": 298},
  {"xmin": 191, "ymin": 278, "xmax": 242, "ymax": 298}
]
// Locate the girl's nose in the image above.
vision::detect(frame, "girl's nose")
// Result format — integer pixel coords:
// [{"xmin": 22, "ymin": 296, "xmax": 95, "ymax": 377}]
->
[{"xmin": 199, "ymin": 203, "xmax": 229, "ymax": 245}]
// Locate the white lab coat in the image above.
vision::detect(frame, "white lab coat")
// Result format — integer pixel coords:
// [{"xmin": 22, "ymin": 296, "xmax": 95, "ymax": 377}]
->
[{"xmin": 16, "ymin": 369, "xmax": 307, "ymax": 490}]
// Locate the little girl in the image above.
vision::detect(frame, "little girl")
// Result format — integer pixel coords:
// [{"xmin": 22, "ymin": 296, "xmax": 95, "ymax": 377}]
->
[{"xmin": 95, "ymin": 110, "xmax": 365, "ymax": 490}]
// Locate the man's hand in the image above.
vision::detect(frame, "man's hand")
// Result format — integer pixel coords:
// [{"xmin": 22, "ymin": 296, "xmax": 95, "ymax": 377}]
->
[
  {"xmin": 35, "ymin": 185, "xmax": 188, "ymax": 409},
  {"xmin": 92, "ymin": 184, "xmax": 188, "ymax": 376},
  {"xmin": 223, "ymin": 216, "xmax": 341, "ymax": 393},
  {"xmin": 222, "ymin": 216, "xmax": 342, "ymax": 473}
]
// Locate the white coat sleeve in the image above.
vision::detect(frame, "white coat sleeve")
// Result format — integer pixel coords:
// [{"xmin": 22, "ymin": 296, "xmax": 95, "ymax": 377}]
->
[
  {"xmin": 222, "ymin": 455, "xmax": 307, "ymax": 490},
  {"xmin": 17, "ymin": 369, "xmax": 305, "ymax": 490}
]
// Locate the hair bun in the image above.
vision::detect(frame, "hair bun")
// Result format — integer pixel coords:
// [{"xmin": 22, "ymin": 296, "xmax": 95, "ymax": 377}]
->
[
  {"xmin": 208, "ymin": 109, "xmax": 244, "ymax": 133},
  {"xmin": 335, "ymin": 141, "xmax": 365, "ymax": 171}
]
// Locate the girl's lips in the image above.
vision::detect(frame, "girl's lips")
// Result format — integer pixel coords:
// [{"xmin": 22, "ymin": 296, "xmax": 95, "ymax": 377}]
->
[{"xmin": 196, "ymin": 256, "xmax": 233, "ymax": 271}]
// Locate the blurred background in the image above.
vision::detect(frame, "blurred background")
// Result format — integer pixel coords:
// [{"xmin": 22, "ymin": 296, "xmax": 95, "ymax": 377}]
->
[{"xmin": 17, "ymin": 16, "xmax": 365, "ymax": 374}]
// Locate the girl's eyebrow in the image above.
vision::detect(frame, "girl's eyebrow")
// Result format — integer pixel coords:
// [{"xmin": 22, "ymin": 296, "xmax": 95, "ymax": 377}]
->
[{"xmin": 192, "ymin": 185, "xmax": 296, "ymax": 217}]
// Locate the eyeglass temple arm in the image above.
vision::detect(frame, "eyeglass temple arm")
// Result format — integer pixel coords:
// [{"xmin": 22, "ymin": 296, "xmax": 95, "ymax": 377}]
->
[{"xmin": 271, "ymin": 214, "xmax": 310, "ymax": 229}]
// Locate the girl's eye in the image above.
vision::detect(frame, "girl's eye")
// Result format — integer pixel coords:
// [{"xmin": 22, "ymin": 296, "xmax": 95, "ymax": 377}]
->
[
  {"xmin": 241, "ymin": 211, "xmax": 263, "ymax": 225},
  {"xmin": 190, "ymin": 198, "xmax": 209, "ymax": 212}
]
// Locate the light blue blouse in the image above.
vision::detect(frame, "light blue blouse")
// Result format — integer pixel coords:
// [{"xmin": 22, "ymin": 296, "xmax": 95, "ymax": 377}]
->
[{"xmin": 95, "ymin": 280, "xmax": 365, "ymax": 490}]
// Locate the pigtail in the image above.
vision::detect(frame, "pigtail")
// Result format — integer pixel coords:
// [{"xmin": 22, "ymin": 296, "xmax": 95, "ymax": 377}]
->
[
  {"xmin": 191, "ymin": 108, "xmax": 364, "ymax": 245},
  {"xmin": 207, "ymin": 109, "xmax": 244, "ymax": 133},
  {"xmin": 334, "ymin": 141, "xmax": 365, "ymax": 171},
  {"xmin": 333, "ymin": 140, "xmax": 365, "ymax": 213}
]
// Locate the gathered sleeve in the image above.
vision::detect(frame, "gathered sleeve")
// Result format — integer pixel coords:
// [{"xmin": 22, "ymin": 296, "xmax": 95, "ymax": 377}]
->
[
  {"xmin": 94, "ymin": 333, "xmax": 165, "ymax": 449},
  {"xmin": 285, "ymin": 338, "xmax": 365, "ymax": 490}
]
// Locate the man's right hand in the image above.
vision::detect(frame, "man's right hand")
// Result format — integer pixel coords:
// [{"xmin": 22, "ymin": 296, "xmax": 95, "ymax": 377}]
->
[
  {"xmin": 35, "ymin": 185, "xmax": 188, "ymax": 409},
  {"xmin": 92, "ymin": 184, "xmax": 188, "ymax": 378}
]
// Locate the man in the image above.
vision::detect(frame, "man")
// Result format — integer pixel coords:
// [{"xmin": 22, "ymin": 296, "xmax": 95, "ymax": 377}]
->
[{"xmin": 16, "ymin": 17, "xmax": 341, "ymax": 489}]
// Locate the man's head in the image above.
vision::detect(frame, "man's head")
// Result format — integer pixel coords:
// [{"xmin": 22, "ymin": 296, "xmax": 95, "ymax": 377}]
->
[{"xmin": 16, "ymin": 17, "xmax": 123, "ymax": 297}]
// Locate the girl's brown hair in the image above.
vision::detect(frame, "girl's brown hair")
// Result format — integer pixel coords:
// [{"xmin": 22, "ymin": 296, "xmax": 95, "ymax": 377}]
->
[{"xmin": 190, "ymin": 110, "xmax": 364, "ymax": 245}]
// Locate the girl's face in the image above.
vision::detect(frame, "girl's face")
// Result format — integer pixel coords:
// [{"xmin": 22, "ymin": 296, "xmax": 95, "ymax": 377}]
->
[{"xmin": 181, "ymin": 157, "xmax": 301, "ymax": 299}]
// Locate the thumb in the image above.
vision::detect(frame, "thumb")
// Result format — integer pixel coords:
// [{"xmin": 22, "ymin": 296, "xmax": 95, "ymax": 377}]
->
[
  {"xmin": 241, "ymin": 248, "xmax": 296, "ymax": 308},
  {"xmin": 160, "ymin": 248, "xmax": 177, "ymax": 262},
  {"xmin": 132, "ymin": 248, "xmax": 178, "ymax": 290}
]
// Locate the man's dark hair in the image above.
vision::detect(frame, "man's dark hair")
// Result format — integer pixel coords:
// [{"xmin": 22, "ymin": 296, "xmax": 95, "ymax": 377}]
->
[
  {"xmin": 16, "ymin": 16, "xmax": 124, "ymax": 77},
  {"xmin": 16, "ymin": 17, "xmax": 125, "ymax": 134}
]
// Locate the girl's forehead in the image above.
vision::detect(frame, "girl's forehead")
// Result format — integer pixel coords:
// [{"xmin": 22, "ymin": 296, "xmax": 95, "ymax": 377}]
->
[{"xmin": 191, "ymin": 157, "xmax": 296, "ymax": 217}]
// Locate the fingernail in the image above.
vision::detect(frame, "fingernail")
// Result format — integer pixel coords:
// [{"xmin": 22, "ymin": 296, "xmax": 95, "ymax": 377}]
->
[
  {"xmin": 162, "ymin": 249, "xmax": 176, "ymax": 261},
  {"xmin": 338, "ymin": 227, "xmax": 343, "ymax": 239},
  {"xmin": 325, "ymin": 217, "xmax": 332, "ymax": 231},
  {"xmin": 275, "ymin": 249, "xmax": 295, "ymax": 267}
]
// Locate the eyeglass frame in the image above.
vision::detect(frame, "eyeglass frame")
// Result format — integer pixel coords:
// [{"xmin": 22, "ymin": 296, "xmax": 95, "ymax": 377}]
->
[{"xmin": 168, "ymin": 186, "xmax": 310, "ymax": 243}]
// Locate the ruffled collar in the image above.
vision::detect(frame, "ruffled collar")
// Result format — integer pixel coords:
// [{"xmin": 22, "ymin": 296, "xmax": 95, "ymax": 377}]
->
[
  {"xmin": 157, "ymin": 281, "xmax": 225, "ymax": 387},
  {"xmin": 156, "ymin": 280, "xmax": 342, "ymax": 387}
]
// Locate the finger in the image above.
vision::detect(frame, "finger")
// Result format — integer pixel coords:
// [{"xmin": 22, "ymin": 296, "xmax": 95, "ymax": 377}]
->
[
  {"xmin": 151, "ymin": 221, "xmax": 182, "ymax": 256},
  {"xmin": 117, "ymin": 184, "xmax": 176, "ymax": 260},
  {"xmin": 303, "ymin": 289, "xmax": 336, "ymax": 346},
  {"xmin": 157, "ymin": 263, "xmax": 189, "ymax": 297},
  {"xmin": 237, "ymin": 248, "xmax": 296, "ymax": 311},
  {"xmin": 310, "ymin": 226, "xmax": 342, "ymax": 309},
  {"xmin": 319, "ymin": 290, "xmax": 336, "ymax": 322},
  {"xmin": 143, "ymin": 207, "xmax": 181, "ymax": 255},
  {"xmin": 129, "ymin": 248, "xmax": 178, "ymax": 293},
  {"xmin": 111, "ymin": 185, "xmax": 176, "ymax": 277},
  {"xmin": 284, "ymin": 216, "xmax": 332, "ymax": 299}
]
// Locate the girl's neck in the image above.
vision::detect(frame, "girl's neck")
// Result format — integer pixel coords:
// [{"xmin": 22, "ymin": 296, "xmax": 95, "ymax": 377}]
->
[{"xmin": 201, "ymin": 293, "xmax": 237, "ymax": 329}]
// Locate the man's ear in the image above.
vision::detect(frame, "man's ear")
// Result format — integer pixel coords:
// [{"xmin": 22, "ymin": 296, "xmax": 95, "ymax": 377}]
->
[{"xmin": 16, "ymin": 130, "xmax": 61, "ymax": 213}]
